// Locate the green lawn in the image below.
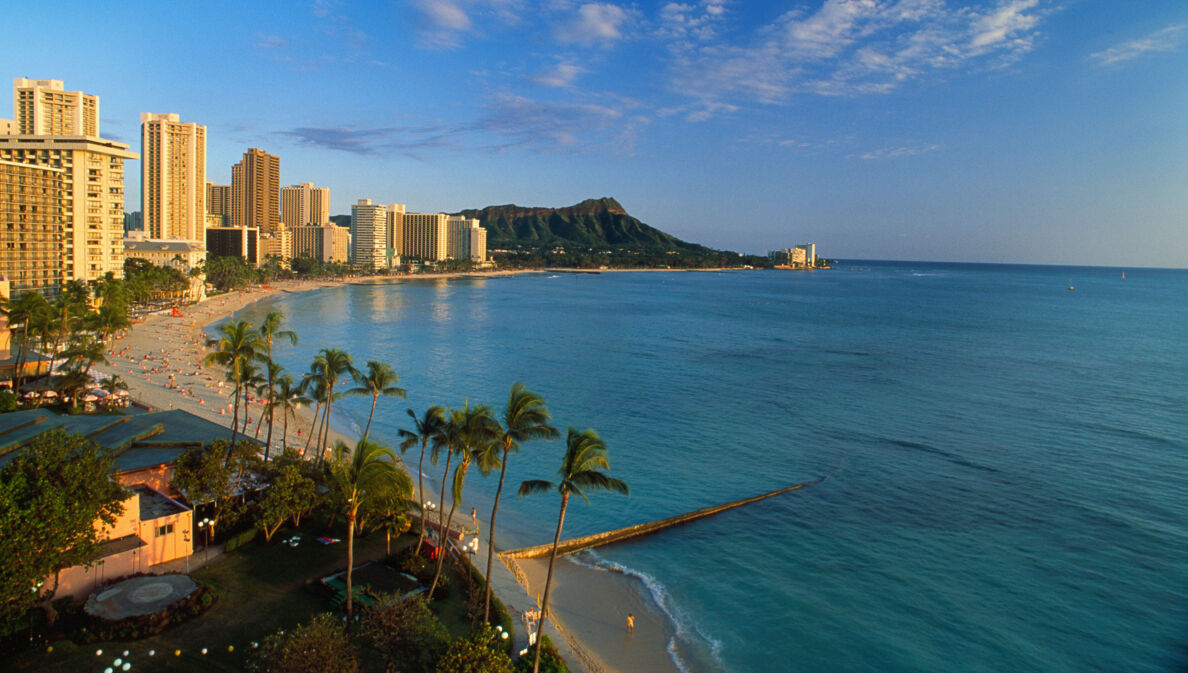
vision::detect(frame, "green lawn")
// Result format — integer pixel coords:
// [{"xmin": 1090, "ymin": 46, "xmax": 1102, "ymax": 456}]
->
[{"xmin": 11, "ymin": 521, "xmax": 487, "ymax": 672}]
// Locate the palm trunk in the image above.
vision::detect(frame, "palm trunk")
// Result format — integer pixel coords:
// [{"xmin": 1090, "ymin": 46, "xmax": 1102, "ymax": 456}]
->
[
  {"xmin": 281, "ymin": 408, "xmax": 290, "ymax": 454},
  {"xmin": 264, "ymin": 404, "xmax": 275, "ymax": 461},
  {"xmin": 483, "ymin": 444, "xmax": 512, "ymax": 623},
  {"xmin": 346, "ymin": 504, "xmax": 357, "ymax": 626},
  {"xmin": 228, "ymin": 379, "xmax": 241, "ymax": 461},
  {"xmin": 304, "ymin": 401, "xmax": 323, "ymax": 455},
  {"xmin": 428, "ymin": 448, "xmax": 454, "ymax": 597},
  {"xmin": 363, "ymin": 394, "xmax": 378, "ymax": 438},
  {"xmin": 533, "ymin": 492, "xmax": 569, "ymax": 673},
  {"xmin": 319, "ymin": 389, "xmax": 335, "ymax": 466},
  {"xmin": 413, "ymin": 439, "xmax": 428, "ymax": 556}
]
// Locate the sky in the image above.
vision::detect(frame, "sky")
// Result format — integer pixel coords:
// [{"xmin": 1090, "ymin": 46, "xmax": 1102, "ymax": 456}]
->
[{"xmin": 3, "ymin": 0, "xmax": 1186, "ymax": 266}]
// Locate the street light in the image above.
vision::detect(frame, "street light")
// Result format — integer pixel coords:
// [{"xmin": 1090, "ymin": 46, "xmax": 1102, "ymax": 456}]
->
[{"xmin": 196, "ymin": 517, "xmax": 216, "ymax": 564}]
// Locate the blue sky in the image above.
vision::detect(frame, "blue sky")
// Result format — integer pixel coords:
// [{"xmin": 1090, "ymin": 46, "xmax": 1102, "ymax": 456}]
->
[{"xmin": 5, "ymin": 1, "xmax": 1186, "ymax": 266}]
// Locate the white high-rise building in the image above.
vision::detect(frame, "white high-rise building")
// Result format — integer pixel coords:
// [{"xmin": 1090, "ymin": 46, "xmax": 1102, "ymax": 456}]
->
[
  {"xmin": 11, "ymin": 78, "xmax": 98, "ymax": 136},
  {"xmin": 141, "ymin": 113, "xmax": 206, "ymax": 242},
  {"xmin": 351, "ymin": 199, "xmax": 387, "ymax": 270},
  {"xmin": 446, "ymin": 216, "xmax": 487, "ymax": 262}
]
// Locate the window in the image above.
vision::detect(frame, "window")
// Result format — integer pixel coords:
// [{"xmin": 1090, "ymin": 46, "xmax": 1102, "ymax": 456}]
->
[{"xmin": 155, "ymin": 523, "xmax": 174, "ymax": 537}]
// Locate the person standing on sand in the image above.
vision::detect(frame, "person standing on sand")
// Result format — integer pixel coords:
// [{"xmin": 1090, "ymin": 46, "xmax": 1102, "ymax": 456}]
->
[{"xmin": 626, "ymin": 613, "xmax": 634, "ymax": 633}]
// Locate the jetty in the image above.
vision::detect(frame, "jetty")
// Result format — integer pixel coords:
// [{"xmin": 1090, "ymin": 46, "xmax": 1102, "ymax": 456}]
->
[{"xmin": 499, "ymin": 479, "xmax": 819, "ymax": 560}]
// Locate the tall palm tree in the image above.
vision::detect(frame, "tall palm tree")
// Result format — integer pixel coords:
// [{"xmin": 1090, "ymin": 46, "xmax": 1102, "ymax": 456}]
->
[
  {"xmin": 99, "ymin": 374, "xmax": 128, "ymax": 411},
  {"xmin": 428, "ymin": 403, "xmax": 500, "ymax": 598},
  {"xmin": 271, "ymin": 375, "xmax": 309, "ymax": 455},
  {"xmin": 238, "ymin": 359, "xmax": 265, "ymax": 434},
  {"xmin": 6, "ymin": 292, "xmax": 49, "ymax": 387},
  {"xmin": 331, "ymin": 437, "xmax": 411, "ymax": 624},
  {"xmin": 346, "ymin": 360, "xmax": 407, "ymax": 438},
  {"xmin": 204, "ymin": 320, "xmax": 260, "ymax": 456},
  {"xmin": 484, "ymin": 383, "xmax": 559, "ymax": 622},
  {"xmin": 257, "ymin": 311, "xmax": 297, "ymax": 455},
  {"xmin": 518, "ymin": 428, "xmax": 629, "ymax": 673},
  {"xmin": 300, "ymin": 369, "xmax": 328, "ymax": 458},
  {"xmin": 315, "ymin": 348, "xmax": 357, "ymax": 465},
  {"xmin": 253, "ymin": 360, "xmax": 284, "ymax": 440},
  {"xmin": 398, "ymin": 405, "xmax": 446, "ymax": 556}
]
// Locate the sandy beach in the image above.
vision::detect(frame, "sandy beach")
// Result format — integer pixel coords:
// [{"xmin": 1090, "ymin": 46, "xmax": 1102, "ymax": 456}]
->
[{"xmin": 94, "ymin": 272, "xmax": 685, "ymax": 673}]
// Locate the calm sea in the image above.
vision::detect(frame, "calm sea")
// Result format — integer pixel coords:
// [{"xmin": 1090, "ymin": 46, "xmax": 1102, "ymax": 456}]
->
[{"xmin": 234, "ymin": 262, "xmax": 1188, "ymax": 673}]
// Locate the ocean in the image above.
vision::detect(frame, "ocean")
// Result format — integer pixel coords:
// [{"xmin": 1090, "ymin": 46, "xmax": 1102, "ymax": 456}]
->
[{"xmin": 233, "ymin": 261, "xmax": 1188, "ymax": 673}]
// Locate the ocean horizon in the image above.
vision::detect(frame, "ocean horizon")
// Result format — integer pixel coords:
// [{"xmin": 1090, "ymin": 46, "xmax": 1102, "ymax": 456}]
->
[{"xmin": 230, "ymin": 261, "xmax": 1188, "ymax": 673}]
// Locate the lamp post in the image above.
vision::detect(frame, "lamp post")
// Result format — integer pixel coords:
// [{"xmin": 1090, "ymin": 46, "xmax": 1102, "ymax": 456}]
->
[
  {"xmin": 197, "ymin": 517, "xmax": 215, "ymax": 564},
  {"xmin": 183, "ymin": 529, "xmax": 191, "ymax": 573},
  {"xmin": 29, "ymin": 579, "xmax": 43, "ymax": 644}
]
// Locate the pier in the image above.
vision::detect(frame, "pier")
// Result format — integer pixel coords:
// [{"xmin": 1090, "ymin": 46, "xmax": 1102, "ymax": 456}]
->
[{"xmin": 499, "ymin": 479, "xmax": 819, "ymax": 560}]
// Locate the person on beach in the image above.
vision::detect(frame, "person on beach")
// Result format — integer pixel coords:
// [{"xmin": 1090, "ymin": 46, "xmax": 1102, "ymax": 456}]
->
[
  {"xmin": 471, "ymin": 507, "xmax": 477, "ymax": 529},
  {"xmin": 626, "ymin": 614, "xmax": 635, "ymax": 633}
]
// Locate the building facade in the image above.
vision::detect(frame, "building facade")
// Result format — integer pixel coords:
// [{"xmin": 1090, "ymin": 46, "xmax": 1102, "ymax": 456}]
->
[
  {"xmin": 12, "ymin": 78, "xmax": 98, "ymax": 137},
  {"xmin": 386, "ymin": 203, "xmax": 405, "ymax": 258},
  {"xmin": 292, "ymin": 224, "xmax": 350, "ymax": 264},
  {"xmin": 0, "ymin": 159, "xmax": 64, "ymax": 295},
  {"xmin": 206, "ymin": 181, "xmax": 231, "ymax": 226},
  {"xmin": 206, "ymin": 226, "xmax": 259, "ymax": 266},
  {"xmin": 141, "ymin": 113, "xmax": 206, "ymax": 242},
  {"xmin": 351, "ymin": 199, "xmax": 386, "ymax": 270},
  {"xmin": 402, "ymin": 212, "xmax": 449, "ymax": 262},
  {"xmin": 0, "ymin": 136, "xmax": 137, "ymax": 283},
  {"xmin": 231, "ymin": 148, "xmax": 279, "ymax": 233},
  {"xmin": 281, "ymin": 182, "xmax": 330, "ymax": 227},
  {"xmin": 446, "ymin": 216, "xmax": 487, "ymax": 262}
]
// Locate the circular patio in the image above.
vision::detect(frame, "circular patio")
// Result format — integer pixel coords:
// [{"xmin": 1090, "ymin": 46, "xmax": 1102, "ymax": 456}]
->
[{"xmin": 84, "ymin": 574, "xmax": 198, "ymax": 620}]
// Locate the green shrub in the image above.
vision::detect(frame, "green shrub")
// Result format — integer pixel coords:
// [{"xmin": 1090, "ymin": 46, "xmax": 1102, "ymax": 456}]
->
[
  {"xmin": 0, "ymin": 390, "xmax": 18, "ymax": 412},
  {"xmin": 514, "ymin": 635, "xmax": 569, "ymax": 673},
  {"xmin": 224, "ymin": 527, "xmax": 258, "ymax": 552}
]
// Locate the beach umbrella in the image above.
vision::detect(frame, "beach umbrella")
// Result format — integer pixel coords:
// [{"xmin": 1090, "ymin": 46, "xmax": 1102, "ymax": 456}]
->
[
  {"xmin": 42, "ymin": 390, "xmax": 58, "ymax": 398},
  {"xmin": 82, "ymin": 394, "xmax": 99, "ymax": 402}
]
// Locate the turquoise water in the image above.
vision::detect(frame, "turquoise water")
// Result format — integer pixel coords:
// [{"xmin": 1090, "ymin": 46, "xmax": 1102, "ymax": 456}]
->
[{"xmin": 234, "ymin": 263, "xmax": 1188, "ymax": 673}]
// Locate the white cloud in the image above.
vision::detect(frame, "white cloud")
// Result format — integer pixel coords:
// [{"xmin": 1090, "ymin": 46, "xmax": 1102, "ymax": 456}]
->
[
  {"xmin": 666, "ymin": 0, "xmax": 1051, "ymax": 114},
  {"xmin": 969, "ymin": 0, "xmax": 1039, "ymax": 50},
  {"xmin": 857, "ymin": 143, "xmax": 940, "ymax": 160},
  {"xmin": 532, "ymin": 62, "xmax": 585, "ymax": 87},
  {"xmin": 557, "ymin": 3, "xmax": 632, "ymax": 46},
  {"xmin": 409, "ymin": 0, "xmax": 527, "ymax": 49},
  {"xmin": 1089, "ymin": 24, "xmax": 1188, "ymax": 65}
]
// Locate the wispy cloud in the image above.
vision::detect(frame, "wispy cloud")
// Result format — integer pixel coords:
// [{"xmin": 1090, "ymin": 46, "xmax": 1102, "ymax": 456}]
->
[
  {"xmin": 409, "ymin": 0, "xmax": 527, "ymax": 49},
  {"xmin": 666, "ymin": 0, "xmax": 1053, "ymax": 119},
  {"xmin": 257, "ymin": 34, "xmax": 291, "ymax": 50},
  {"xmin": 556, "ymin": 3, "xmax": 633, "ymax": 46},
  {"xmin": 1089, "ymin": 24, "xmax": 1188, "ymax": 65},
  {"xmin": 856, "ymin": 143, "xmax": 940, "ymax": 160},
  {"xmin": 531, "ymin": 62, "xmax": 585, "ymax": 87}
]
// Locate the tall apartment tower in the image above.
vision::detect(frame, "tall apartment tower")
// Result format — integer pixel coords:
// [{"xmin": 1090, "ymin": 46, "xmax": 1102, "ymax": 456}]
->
[
  {"xmin": 12, "ymin": 78, "xmax": 98, "ymax": 136},
  {"xmin": 402, "ymin": 213, "xmax": 449, "ymax": 261},
  {"xmin": 0, "ymin": 78, "xmax": 136, "ymax": 287},
  {"xmin": 141, "ymin": 113, "xmax": 206, "ymax": 242},
  {"xmin": 386, "ymin": 203, "xmax": 405, "ymax": 257},
  {"xmin": 446, "ymin": 216, "xmax": 487, "ymax": 262},
  {"xmin": 281, "ymin": 182, "xmax": 330, "ymax": 227},
  {"xmin": 351, "ymin": 199, "xmax": 386, "ymax": 270},
  {"xmin": 206, "ymin": 181, "xmax": 231, "ymax": 226},
  {"xmin": 231, "ymin": 148, "xmax": 279, "ymax": 233},
  {"xmin": 0, "ymin": 159, "xmax": 64, "ymax": 295}
]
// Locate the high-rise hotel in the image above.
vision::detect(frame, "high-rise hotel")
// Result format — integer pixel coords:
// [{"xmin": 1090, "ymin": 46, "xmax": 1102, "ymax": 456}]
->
[
  {"xmin": 140, "ymin": 113, "xmax": 206, "ymax": 242},
  {"xmin": 281, "ymin": 182, "xmax": 330, "ymax": 227},
  {"xmin": 0, "ymin": 78, "xmax": 136, "ymax": 293},
  {"xmin": 231, "ymin": 148, "xmax": 279, "ymax": 233}
]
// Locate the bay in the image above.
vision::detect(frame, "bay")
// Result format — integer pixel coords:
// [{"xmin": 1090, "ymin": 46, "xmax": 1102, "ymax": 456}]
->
[{"xmin": 233, "ymin": 262, "xmax": 1188, "ymax": 673}]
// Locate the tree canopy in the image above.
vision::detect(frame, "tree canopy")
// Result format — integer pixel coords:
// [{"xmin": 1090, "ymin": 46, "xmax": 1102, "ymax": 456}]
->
[{"xmin": 0, "ymin": 429, "xmax": 126, "ymax": 634}]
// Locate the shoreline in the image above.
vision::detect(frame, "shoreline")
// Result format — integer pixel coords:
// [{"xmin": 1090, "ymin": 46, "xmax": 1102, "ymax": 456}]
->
[{"xmin": 97, "ymin": 272, "xmax": 691, "ymax": 673}]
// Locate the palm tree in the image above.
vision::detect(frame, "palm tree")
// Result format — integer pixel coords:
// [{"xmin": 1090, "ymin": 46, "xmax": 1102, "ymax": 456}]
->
[
  {"xmin": 428, "ymin": 403, "xmax": 500, "ymax": 599},
  {"xmin": 331, "ymin": 437, "xmax": 411, "ymax": 624},
  {"xmin": 99, "ymin": 374, "xmax": 128, "ymax": 411},
  {"xmin": 271, "ymin": 375, "xmax": 309, "ymax": 455},
  {"xmin": 346, "ymin": 360, "xmax": 407, "ymax": 438},
  {"xmin": 518, "ymin": 428, "xmax": 629, "ymax": 673},
  {"xmin": 257, "ymin": 311, "xmax": 297, "ymax": 456},
  {"xmin": 238, "ymin": 359, "xmax": 265, "ymax": 434},
  {"xmin": 6, "ymin": 292, "xmax": 49, "ymax": 387},
  {"xmin": 484, "ymin": 383, "xmax": 559, "ymax": 622},
  {"xmin": 314, "ymin": 348, "xmax": 357, "ymax": 465},
  {"xmin": 300, "ymin": 367, "xmax": 328, "ymax": 458},
  {"xmin": 253, "ymin": 360, "xmax": 284, "ymax": 440},
  {"xmin": 398, "ymin": 405, "xmax": 446, "ymax": 556},
  {"xmin": 204, "ymin": 320, "xmax": 260, "ymax": 456}
]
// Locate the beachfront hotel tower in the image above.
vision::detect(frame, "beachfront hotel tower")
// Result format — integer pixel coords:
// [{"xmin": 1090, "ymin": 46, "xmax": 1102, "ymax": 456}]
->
[
  {"xmin": 0, "ymin": 78, "xmax": 137, "ymax": 287},
  {"xmin": 12, "ymin": 78, "xmax": 98, "ymax": 137},
  {"xmin": 402, "ymin": 212, "xmax": 449, "ymax": 262},
  {"xmin": 351, "ymin": 199, "xmax": 387, "ymax": 270},
  {"xmin": 141, "ymin": 113, "xmax": 207, "ymax": 242},
  {"xmin": 446, "ymin": 216, "xmax": 488, "ymax": 262},
  {"xmin": 231, "ymin": 148, "xmax": 280, "ymax": 234},
  {"xmin": 0, "ymin": 159, "xmax": 64, "ymax": 295},
  {"xmin": 281, "ymin": 182, "xmax": 330, "ymax": 227},
  {"xmin": 206, "ymin": 181, "xmax": 231, "ymax": 226}
]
